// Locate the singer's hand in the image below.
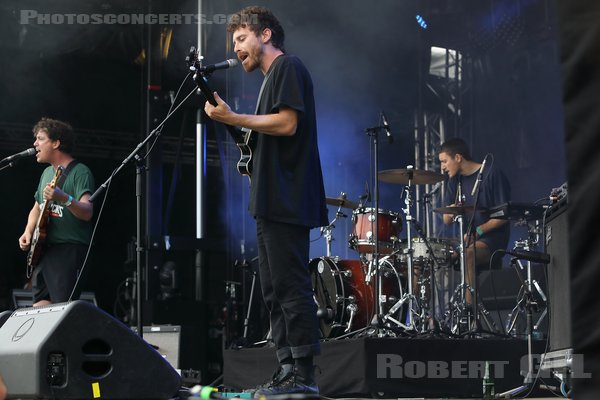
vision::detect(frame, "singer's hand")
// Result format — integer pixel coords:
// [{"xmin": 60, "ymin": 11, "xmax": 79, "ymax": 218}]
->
[
  {"xmin": 204, "ymin": 92, "xmax": 234, "ymax": 124},
  {"xmin": 43, "ymin": 184, "xmax": 68, "ymax": 203}
]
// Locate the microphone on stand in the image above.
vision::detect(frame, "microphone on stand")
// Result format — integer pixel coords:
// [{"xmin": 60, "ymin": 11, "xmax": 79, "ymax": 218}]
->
[
  {"xmin": 1, "ymin": 148, "xmax": 36, "ymax": 164},
  {"xmin": 503, "ymin": 249, "xmax": 551, "ymax": 264},
  {"xmin": 424, "ymin": 181, "xmax": 442, "ymax": 198},
  {"xmin": 381, "ymin": 111, "xmax": 393, "ymax": 144},
  {"xmin": 471, "ymin": 154, "xmax": 489, "ymax": 196},
  {"xmin": 199, "ymin": 59, "xmax": 239, "ymax": 73}
]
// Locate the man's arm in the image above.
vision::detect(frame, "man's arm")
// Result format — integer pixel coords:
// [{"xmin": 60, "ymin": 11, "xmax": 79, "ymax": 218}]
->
[
  {"xmin": 43, "ymin": 185, "xmax": 93, "ymax": 222},
  {"xmin": 19, "ymin": 201, "xmax": 40, "ymax": 250},
  {"xmin": 204, "ymin": 92, "xmax": 298, "ymax": 136}
]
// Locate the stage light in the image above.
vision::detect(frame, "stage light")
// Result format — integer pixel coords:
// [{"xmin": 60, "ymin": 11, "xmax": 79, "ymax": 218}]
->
[{"xmin": 416, "ymin": 15, "xmax": 428, "ymax": 29}]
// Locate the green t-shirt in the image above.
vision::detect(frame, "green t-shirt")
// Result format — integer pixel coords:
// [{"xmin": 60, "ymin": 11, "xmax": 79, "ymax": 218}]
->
[{"xmin": 34, "ymin": 163, "xmax": 95, "ymax": 245}]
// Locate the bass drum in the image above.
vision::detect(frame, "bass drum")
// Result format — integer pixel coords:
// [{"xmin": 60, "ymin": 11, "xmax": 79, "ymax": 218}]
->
[{"xmin": 310, "ymin": 257, "xmax": 405, "ymax": 338}]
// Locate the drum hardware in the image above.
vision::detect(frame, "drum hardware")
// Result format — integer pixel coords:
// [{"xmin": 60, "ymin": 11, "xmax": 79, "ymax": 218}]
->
[
  {"xmin": 496, "ymin": 222, "xmax": 552, "ymax": 398},
  {"xmin": 433, "ymin": 205, "xmax": 477, "ymax": 335},
  {"xmin": 379, "ymin": 167, "xmax": 417, "ymax": 330},
  {"xmin": 323, "ymin": 192, "xmax": 356, "ymax": 257},
  {"xmin": 375, "ymin": 167, "xmax": 445, "ymax": 332}
]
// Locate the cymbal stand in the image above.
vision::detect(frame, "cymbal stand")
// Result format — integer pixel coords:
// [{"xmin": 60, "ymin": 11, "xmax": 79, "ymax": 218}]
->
[
  {"xmin": 444, "ymin": 212, "xmax": 499, "ymax": 335},
  {"xmin": 382, "ymin": 166, "xmax": 418, "ymax": 331},
  {"xmin": 448, "ymin": 212, "xmax": 471, "ymax": 334},
  {"xmin": 322, "ymin": 202, "xmax": 345, "ymax": 258}
]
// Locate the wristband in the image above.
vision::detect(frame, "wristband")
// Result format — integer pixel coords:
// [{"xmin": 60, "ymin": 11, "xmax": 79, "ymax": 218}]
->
[
  {"xmin": 64, "ymin": 195, "xmax": 73, "ymax": 207},
  {"xmin": 476, "ymin": 225, "xmax": 484, "ymax": 237}
]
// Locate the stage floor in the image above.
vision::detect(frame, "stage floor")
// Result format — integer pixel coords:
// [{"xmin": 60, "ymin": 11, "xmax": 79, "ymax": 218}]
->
[{"xmin": 223, "ymin": 336, "xmax": 553, "ymax": 398}]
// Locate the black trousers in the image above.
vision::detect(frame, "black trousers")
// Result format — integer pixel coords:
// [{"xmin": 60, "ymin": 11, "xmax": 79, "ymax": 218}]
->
[
  {"xmin": 256, "ymin": 218, "xmax": 320, "ymax": 362},
  {"xmin": 32, "ymin": 243, "xmax": 86, "ymax": 303}
]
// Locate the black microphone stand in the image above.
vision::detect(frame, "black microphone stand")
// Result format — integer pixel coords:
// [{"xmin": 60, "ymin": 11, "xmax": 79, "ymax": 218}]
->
[
  {"xmin": 364, "ymin": 124, "xmax": 382, "ymax": 327},
  {"xmin": 364, "ymin": 112, "xmax": 394, "ymax": 333},
  {"xmin": 463, "ymin": 154, "xmax": 489, "ymax": 335},
  {"xmin": 88, "ymin": 86, "xmax": 197, "ymax": 338},
  {"xmin": 0, "ymin": 159, "xmax": 21, "ymax": 172}
]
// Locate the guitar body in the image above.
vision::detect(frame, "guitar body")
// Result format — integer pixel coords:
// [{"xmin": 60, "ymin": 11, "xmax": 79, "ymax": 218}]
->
[
  {"xmin": 236, "ymin": 136, "xmax": 255, "ymax": 177},
  {"xmin": 26, "ymin": 166, "xmax": 64, "ymax": 277}
]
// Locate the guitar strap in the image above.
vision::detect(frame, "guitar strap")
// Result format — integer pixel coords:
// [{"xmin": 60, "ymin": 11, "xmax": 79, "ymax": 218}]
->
[
  {"xmin": 56, "ymin": 160, "xmax": 79, "ymax": 190},
  {"xmin": 255, "ymin": 66, "xmax": 274, "ymax": 114},
  {"xmin": 241, "ymin": 63, "xmax": 275, "ymax": 137}
]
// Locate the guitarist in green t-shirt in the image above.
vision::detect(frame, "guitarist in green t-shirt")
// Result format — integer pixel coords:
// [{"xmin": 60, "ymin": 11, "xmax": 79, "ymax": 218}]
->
[{"xmin": 18, "ymin": 118, "xmax": 95, "ymax": 307}]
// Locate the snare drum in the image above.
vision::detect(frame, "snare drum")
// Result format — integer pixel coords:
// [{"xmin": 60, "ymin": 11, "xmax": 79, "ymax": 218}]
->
[
  {"xmin": 310, "ymin": 257, "xmax": 405, "ymax": 337},
  {"xmin": 398, "ymin": 237, "xmax": 454, "ymax": 266},
  {"xmin": 349, "ymin": 208, "xmax": 402, "ymax": 254}
]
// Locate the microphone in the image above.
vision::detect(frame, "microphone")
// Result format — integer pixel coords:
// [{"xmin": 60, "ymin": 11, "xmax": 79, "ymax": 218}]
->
[
  {"xmin": 1, "ymin": 148, "xmax": 36, "ymax": 163},
  {"xmin": 503, "ymin": 249, "xmax": 550, "ymax": 264},
  {"xmin": 425, "ymin": 181, "xmax": 442, "ymax": 197},
  {"xmin": 471, "ymin": 155, "xmax": 488, "ymax": 196},
  {"xmin": 381, "ymin": 111, "xmax": 393, "ymax": 144},
  {"xmin": 199, "ymin": 59, "xmax": 239, "ymax": 73}
]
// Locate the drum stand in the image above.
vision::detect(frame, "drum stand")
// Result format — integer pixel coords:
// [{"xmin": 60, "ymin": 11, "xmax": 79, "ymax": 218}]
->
[
  {"xmin": 322, "ymin": 202, "xmax": 347, "ymax": 258},
  {"xmin": 382, "ymin": 167, "xmax": 419, "ymax": 331},
  {"xmin": 444, "ymin": 214, "xmax": 497, "ymax": 335}
]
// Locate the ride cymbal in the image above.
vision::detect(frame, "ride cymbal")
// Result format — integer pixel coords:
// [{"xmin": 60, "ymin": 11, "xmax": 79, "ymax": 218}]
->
[{"xmin": 378, "ymin": 168, "xmax": 444, "ymax": 185}]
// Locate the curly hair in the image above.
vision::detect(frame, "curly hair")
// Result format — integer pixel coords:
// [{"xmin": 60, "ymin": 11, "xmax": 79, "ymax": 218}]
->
[
  {"xmin": 439, "ymin": 137, "xmax": 472, "ymax": 161},
  {"xmin": 227, "ymin": 6, "xmax": 286, "ymax": 52},
  {"xmin": 32, "ymin": 117, "xmax": 75, "ymax": 154}
]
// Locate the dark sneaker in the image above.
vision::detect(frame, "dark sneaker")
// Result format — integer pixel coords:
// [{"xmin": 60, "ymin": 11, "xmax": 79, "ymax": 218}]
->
[
  {"xmin": 243, "ymin": 364, "xmax": 294, "ymax": 394},
  {"xmin": 253, "ymin": 367, "xmax": 319, "ymax": 399}
]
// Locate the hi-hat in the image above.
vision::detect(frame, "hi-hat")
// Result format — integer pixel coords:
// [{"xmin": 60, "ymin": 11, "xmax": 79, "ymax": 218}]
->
[
  {"xmin": 326, "ymin": 195, "xmax": 358, "ymax": 210},
  {"xmin": 433, "ymin": 205, "xmax": 487, "ymax": 215},
  {"xmin": 378, "ymin": 168, "xmax": 444, "ymax": 185}
]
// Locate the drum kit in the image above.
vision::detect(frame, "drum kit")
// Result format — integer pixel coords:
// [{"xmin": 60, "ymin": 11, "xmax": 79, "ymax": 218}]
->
[{"xmin": 311, "ymin": 166, "xmax": 481, "ymax": 338}]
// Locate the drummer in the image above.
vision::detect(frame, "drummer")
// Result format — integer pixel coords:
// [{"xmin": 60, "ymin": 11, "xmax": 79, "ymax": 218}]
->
[{"xmin": 438, "ymin": 138, "xmax": 511, "ymax": 307}]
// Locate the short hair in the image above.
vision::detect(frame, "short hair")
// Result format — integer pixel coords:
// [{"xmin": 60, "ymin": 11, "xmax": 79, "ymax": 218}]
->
[
  {"xmin": 439, "ymin": 137, "xmax": 472, "ymax": 161},
  {"xmin": 32, "ymin": 118, "xmax": 75, "ymax": 154},
  {"xmin": 227, "ymin": 6, "xmax": 286, "ymax": 52}
]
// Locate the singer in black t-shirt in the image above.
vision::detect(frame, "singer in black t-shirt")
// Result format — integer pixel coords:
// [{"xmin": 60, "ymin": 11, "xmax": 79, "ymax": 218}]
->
[{"xmin": 204, "ymin": 6, "xmax": 327, "ymax": 397}]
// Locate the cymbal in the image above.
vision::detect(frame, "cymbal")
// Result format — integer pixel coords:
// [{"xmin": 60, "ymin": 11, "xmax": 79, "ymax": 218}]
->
[
  {"xmin": 378, "ymin": 168, "xmax": 444, "ymax": 185},
  {"xmin": 433, "ymin": 205, "xmax": 487, "ymax": 215},
  {"xmin": 326, "ymin": 195, "xmax": 358, "ymax": 210}
]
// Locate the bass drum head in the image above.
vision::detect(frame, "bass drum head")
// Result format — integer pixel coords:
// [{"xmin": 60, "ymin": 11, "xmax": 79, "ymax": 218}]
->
[{"xmin": 310, "ymin": 257, "xmax": 370, "ymax": 338}]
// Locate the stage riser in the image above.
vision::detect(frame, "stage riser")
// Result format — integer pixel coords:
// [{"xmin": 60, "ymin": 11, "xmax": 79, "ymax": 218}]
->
[{"xmin": 224, "ymin": 337, "xmax": 546, "ymax": 398}]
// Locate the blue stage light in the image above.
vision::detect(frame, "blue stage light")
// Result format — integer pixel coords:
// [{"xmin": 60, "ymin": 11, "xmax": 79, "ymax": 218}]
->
[{"xmin": 416, "ymin": 14, "xmax": 428, "ymax": 29}]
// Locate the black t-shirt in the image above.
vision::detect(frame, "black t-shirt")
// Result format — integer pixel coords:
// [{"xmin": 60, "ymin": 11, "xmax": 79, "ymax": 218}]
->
[
  {"xmin": 443, "ymin": 163, "xmax": 511, "ymax": 251},
  {"xmin": 249, "ymin": 54, "xmax": 328, "ymax": 228}
]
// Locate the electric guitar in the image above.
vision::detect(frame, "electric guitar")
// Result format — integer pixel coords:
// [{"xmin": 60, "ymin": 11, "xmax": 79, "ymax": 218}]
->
[
  {"xmin": 186, "ymin": 48, "xmax": 255, "ymax": 177},
  {"xmin": 26, "ymin": 166, "xmax": 64, "ymax": 277}
]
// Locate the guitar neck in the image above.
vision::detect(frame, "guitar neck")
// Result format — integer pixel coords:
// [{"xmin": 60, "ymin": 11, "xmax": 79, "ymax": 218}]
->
[{"xmin": 194, "ymin": 73, "xmax": 245, "ymax": 143}]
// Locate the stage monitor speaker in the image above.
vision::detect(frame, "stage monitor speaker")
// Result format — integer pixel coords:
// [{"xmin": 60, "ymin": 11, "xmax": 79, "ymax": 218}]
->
[
  {"xmin": 0, "ymin": 301, "xmax": 181, "ymax": 399},
  {"xmin": 545, "ymin": 200, "xmax": 571, "ymax": 351}
]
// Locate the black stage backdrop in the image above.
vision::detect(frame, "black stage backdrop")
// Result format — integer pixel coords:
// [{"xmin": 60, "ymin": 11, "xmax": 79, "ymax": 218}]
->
[{"xmin": 557, "ymin": 0, "xmax": 600, "ymax": 398}]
